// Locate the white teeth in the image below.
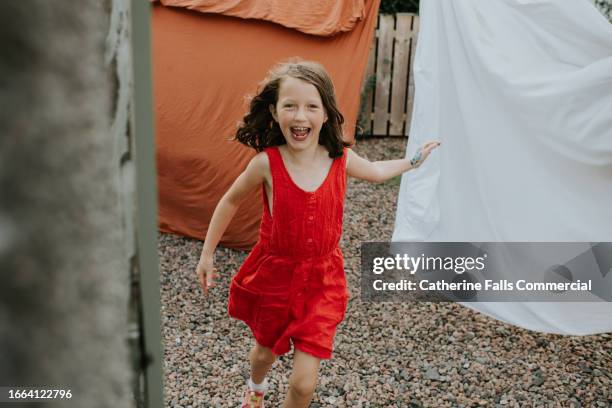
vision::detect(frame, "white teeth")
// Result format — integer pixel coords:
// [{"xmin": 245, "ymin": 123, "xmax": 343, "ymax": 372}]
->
[{"xmin": 291, "ymin": 127, "xmax": 309, "ymax": 131}]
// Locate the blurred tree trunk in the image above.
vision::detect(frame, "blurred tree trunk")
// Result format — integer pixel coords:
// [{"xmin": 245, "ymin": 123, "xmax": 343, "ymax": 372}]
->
[{"xmin": 0, "ymin": 1, "xmax": 134, "ymax": 407}]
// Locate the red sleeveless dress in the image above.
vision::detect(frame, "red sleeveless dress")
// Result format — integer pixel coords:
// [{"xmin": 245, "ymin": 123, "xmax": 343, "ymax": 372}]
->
[{"xmin": 228, "ymin": 146, "xmax": 348, "ymax": 359}]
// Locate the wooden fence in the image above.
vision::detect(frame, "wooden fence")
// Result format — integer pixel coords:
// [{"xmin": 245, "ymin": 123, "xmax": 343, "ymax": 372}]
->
[{"xmin": 359, "ymin": 13, "xmax": 420, "ymax": 137}]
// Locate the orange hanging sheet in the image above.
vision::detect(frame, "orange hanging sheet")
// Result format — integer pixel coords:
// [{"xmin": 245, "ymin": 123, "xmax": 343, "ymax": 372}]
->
[
  {"xmin": 153, "ymin": 0, "xmax": 380, "ymax": 249},
  {"xmin": 157, "ymin": 0, "xmax": 367, "ymax": 36}
]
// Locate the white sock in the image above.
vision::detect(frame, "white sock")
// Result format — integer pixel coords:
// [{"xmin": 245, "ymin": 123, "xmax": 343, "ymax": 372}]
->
[{"xmin": 248, "ymin": 377, "xmax": 268, "ymax": 393}]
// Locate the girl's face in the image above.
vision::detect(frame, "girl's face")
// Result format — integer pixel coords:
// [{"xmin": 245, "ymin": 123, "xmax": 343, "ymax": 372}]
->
[{"xmin": 269, "ymin": 76, "xmax": 328, "ymax": 151}]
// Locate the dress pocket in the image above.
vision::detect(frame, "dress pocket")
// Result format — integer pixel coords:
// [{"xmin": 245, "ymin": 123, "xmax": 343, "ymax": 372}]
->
[{"xmin": 228, "ymin": 277, "xmax": 261, "ymax": 325}]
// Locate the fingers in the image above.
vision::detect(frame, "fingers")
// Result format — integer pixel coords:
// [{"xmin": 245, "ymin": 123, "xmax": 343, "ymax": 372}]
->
[
  {"xmin": 419, "ymin": 141, "xmax": 441, "ymax": 157},
  {"xmin": 206, "ymin": 272, "xmax": 220, "ymax": 287},
  {"xmin": 200, "ymin": 273, "xmax": 208, "ymax": 295},
  {"xmin": 423, "ymin": 141, "xmax": 440, "ymax": 151},
  {"xmin": 411, "ymin": 141, "xmax": 441, "ymax": 168},
  {"xmin": 198, "ymin": 268, "xmax": 219, "ymax": 296}
]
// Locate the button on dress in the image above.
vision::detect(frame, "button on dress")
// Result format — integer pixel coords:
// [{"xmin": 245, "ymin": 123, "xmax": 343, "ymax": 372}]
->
[{"xmin": 228, "ymin": 146, "xmax": 349, "ymax": 359}]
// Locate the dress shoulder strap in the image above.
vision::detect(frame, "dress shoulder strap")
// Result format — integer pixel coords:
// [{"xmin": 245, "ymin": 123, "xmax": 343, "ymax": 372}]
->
[{"xmin": 263, "ymin": 146, "xmax": 285, "ymax": 181}]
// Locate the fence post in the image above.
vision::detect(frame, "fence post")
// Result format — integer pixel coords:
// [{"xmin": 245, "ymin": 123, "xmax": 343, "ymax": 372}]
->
[{"xmin": 130, "ymin": 1, "xmax": 165, "ymax": 407}]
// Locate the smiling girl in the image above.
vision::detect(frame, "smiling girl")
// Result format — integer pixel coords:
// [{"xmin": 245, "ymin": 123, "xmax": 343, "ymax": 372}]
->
[{"xmin": 196, "ymin": 59, "xmax": 439, "ymax": 407}]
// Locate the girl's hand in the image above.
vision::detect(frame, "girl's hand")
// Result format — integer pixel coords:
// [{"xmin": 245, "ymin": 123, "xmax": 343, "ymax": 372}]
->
[
  {"xmin": 196, "ymin": 253, "xmax": 218, "ymax": 295},
  {"xmin": 410, "ymin": 141, "xmax": 441, "ymax": 168}
]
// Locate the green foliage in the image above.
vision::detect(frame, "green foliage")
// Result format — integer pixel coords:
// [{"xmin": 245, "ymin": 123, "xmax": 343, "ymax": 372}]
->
[
  {"xmin": 594, "ymin": 0, "xmax": 612, "ymax": 21},
  {"xmin": 379, "ymin": 0, "xmax": 420, "ymax": 14},
  {"xmin": 379, "ymin": 0, "xmax": 611, "ymax": 20},
  {"xmin": 356, "ymin": 74, "xmax": 376, "ymax": 138},
  {"xmin": 384, "ymin": 175, "xmax": 402, "ymax": 186}
]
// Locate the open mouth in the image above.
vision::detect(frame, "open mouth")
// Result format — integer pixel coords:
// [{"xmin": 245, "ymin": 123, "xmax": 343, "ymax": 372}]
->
[{"xmin": 290, "ymin": 126, "xmax": 311, "ymax": 141}]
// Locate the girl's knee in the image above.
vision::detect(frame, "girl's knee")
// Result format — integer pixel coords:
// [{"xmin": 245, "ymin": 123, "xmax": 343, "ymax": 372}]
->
[
  {"xmin": 288, "ymin": 374, "xmax": 317, "ymax": 398},
  {"xmin": 250, "ymin": 343, "xmax": 277, "ymax": 365}
]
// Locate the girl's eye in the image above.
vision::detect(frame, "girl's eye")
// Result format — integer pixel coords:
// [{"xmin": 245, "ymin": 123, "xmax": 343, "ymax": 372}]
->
[{"xmin": 309, "ymin": 105, "xmax": 319, "ymax": 109}]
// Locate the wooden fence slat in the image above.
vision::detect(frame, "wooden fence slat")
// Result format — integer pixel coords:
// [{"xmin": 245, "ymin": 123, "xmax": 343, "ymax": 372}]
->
[
  {"xmin": 373, "ymin": 14, "xmax": 394, "ymax": 136},
  {"xmin": 389, "ymin": 14, "xmax": 412, "ymax": 136},
  {"xmin": 405, "ymin": 15, "xmax": 419, "ymax": 136}
]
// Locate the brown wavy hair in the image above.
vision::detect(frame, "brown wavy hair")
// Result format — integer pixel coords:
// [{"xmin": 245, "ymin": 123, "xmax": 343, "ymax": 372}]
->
[{"xmin": 235, "ymin": 59, "xmax": 351, "ymax": 158}]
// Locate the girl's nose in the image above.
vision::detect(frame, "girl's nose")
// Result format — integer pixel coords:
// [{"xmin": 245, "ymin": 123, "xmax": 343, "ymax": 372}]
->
[{"xmin": 293, "ymin": 107, "xmax": 307, "ymax": 121}]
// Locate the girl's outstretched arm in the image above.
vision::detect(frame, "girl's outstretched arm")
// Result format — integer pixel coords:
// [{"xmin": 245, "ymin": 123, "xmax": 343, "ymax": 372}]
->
[
  {"xmin": 196, "ymin": 153, "xmax": 269, "ymax": 294},
  {"xmin": 346, "ymin": 141, "xmax": 440, "ymax": 183}
]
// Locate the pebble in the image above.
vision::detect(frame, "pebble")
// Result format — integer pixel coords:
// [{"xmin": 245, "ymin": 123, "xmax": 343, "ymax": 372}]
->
[{"xmin": 424, "ymin": 367, "xmax": 440, "ymax": 381}]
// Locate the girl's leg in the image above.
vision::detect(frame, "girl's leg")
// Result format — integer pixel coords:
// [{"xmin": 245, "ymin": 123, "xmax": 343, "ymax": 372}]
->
[
  {"xmin": 249, "ymin": 341, "xmax": 277, "ymax": 384},
  {"xmin": 282, "ymin": 349, "xmax": 321, "ymax": 408}
]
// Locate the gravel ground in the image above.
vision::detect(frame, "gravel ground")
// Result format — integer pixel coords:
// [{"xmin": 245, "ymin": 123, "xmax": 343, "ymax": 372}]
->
[{"xmin": 159, "ymin": 138, "xmax": 611, "ymax": 408}]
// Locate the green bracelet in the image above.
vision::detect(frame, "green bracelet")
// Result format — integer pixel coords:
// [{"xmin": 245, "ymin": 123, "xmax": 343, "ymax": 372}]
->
[{"xmin": 410, "ymin": 149, "xmax": 422, "ymax": 166}]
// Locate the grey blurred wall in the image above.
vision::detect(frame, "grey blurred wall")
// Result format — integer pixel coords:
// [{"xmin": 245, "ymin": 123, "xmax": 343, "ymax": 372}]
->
[{"xmin": 0, "ymin": 1, "xmax": 134, "ymax": 406}]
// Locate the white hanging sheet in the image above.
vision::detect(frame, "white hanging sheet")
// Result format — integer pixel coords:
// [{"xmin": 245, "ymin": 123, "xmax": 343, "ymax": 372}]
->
[{"xmin": 393, "ymin": 0, "xmax": 612, "ymax": 335}]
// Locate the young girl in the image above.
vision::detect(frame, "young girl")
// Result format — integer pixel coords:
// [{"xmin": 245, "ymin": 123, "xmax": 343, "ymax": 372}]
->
[{"xmin": 196, "ymin": 60, "xmax": 439, "ymax": 408}]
